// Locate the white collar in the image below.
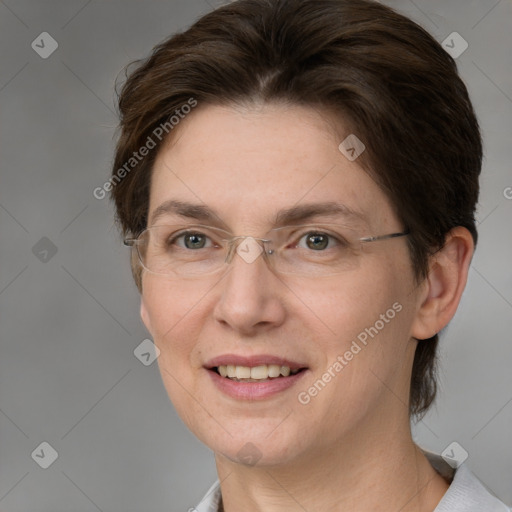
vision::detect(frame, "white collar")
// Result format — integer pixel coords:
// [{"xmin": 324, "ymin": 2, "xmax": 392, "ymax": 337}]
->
[{"xmin": 193, "ymin": 450, "xmax": 510, "ymax": 512}]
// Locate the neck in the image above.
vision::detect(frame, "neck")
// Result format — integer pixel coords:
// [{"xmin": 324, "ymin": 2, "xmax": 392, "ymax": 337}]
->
[{"xmin": 215, "ymin": 417, "xmax": 449, "ymax": 512}]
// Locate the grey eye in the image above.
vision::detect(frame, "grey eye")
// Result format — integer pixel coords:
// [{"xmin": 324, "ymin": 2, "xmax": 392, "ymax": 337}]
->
[
  {"xmin": 170, "ymin": 232, "xmax": 213, "ymax": 250},
  {"xmin": 184, "ymin": 233, "xmax": 207, "ymax": 249},
  {"xmin": 300, "ymin": 233, "xmax": 330, "ymax": 251}
]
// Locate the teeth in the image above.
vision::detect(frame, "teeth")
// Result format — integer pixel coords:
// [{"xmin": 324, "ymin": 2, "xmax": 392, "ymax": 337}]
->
[
  {"xmin": 250, "ymin": 365, "xmax": 268, "ymax": 379},
  {"xmin": 236, "ymin": 366, "xmax": 251, "ymax": 379},
  {"xmin": 268, "ymin": 364, "xmax": 281, "ymax": 377},
  {"xmin": 280, "ymin": 365, "xmax": 290, "ymax": 377},
  {"xmin": 216, "ymin": 364, "xmax": 300, "ymax": 380}
]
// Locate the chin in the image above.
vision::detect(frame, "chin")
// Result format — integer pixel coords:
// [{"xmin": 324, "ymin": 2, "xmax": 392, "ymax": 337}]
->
[
  {"xmin": 216, "ymin": 440, "xmax": 302, "ymax": 468},
  {"xmin": 189, "ymin": 418, "xmax": 310, "ymax": 468}
]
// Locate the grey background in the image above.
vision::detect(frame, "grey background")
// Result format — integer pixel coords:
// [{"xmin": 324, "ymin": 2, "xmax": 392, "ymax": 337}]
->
[{"xmin": 0, "ymin": 0, "xmax": 511, "ymax": 510}]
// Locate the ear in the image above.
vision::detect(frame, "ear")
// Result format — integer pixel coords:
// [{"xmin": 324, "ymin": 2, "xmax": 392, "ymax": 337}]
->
[
  {"xmin": 140, "ymin": 297, "xmax": 152, "ymax": 334},
  {"xmin": 411, "ymin": 227, "xmax": 474, "ymax": 340}
]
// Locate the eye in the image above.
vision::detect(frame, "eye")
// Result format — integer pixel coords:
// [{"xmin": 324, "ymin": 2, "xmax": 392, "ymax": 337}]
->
[
  {"xmin": 170, "ymin": 231, "xmax": 215, "ymax": 250},
  {"xmin": 296, "ymin": 231, "xmax": 343, "ymax": 251}
]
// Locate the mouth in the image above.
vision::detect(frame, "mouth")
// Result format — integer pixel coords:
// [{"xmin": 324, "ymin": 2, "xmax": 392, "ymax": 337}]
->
[
  {"xmin": 204, "ymin": 356, "xmax": 309, "ymax": 400},
  {"xmin": 211, "ymin": 364, "xmax": 306, "ymax": 382}
]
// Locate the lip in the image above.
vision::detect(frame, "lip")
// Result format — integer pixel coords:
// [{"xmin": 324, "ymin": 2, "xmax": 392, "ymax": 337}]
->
[
  {"xmin": 207, "ymin": 367, "xmax": 308, "ymax": 400},
  {"xmin": 204, "ymin": 354, "xmax": 306, "ymax": 371},
  {"xmin": 203, "ymin": 354, "xmax": 309, "ymax": 401}
]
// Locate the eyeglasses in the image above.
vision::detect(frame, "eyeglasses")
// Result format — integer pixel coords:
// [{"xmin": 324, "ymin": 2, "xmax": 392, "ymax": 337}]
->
[{"xmin": 123, "ymin": 223, "xmax": 410, "ymax": 278}]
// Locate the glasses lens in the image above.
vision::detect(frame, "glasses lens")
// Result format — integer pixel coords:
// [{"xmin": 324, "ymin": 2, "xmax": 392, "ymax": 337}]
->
[
  {"xmin": 267, "ymin": 225, "xmax": 362, "ymax": 276},
  {"xmin": 140, "ymin": 225, "xmax": 228, "ymax": 276}
]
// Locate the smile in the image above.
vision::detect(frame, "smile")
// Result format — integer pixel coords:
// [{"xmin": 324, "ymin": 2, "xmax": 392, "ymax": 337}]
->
[
  {"xmin": 205, "ymin": 356, "xmax": 309, "ymax": 400},
  {"xmin": 215, "ymin": 364, "xmax": 302, "ymax": 381}
]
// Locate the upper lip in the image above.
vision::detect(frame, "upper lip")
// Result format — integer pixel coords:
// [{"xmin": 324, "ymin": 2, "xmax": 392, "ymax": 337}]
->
[{"xmin": 204, "ymin": 354, "xmax": 308, "ymax": 371}]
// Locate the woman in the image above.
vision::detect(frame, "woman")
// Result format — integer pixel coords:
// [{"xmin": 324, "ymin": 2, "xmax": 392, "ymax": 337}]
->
[{"xmin": 110, "ymin": 0, "xmax": 510, "ymax": 510}]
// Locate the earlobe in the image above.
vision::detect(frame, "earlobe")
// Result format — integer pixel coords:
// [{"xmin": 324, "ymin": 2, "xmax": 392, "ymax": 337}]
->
[{"xmin": 411, "ymin": 227, "xmax": 474, "ymax": 340}]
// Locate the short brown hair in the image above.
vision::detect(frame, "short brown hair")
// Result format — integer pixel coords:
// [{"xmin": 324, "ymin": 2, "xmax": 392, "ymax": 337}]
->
[{"xmin": 110, "ymin": 0, "xmax": 482, "ymax": 419}]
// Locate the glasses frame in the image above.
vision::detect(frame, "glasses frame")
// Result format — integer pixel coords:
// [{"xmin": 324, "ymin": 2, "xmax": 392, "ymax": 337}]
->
[{"xmin": 123, "ymin": 223, "xmax": 410, "ymax": 277}]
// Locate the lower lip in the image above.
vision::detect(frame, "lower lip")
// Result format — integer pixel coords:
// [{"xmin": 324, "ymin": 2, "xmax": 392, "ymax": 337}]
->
[{"xmin": 207, "ymin": 369, "xmax": 308, "ymax": 400}]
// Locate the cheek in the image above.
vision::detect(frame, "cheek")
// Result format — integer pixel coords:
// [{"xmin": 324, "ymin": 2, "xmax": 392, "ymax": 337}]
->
[
  {"xmin": 141, "ymin": 276, "xmax": 210, "ymax": 368},
  {"xmin": 309, "ymin": 258, "xmax": 414, "ymax": 383},
  {"xmin": 141, "ymin": 277, "xmax": 214, "ymax": 429},
  {"xmin": 301, "ymin": 265, "xmax": 402, "ymax": 341},
  {"xmin": 296, "ymin": 275, "xmax": 413, "ymax": 439}
]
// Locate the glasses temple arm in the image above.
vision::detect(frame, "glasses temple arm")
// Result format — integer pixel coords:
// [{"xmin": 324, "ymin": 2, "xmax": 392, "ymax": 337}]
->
[{"xmin": 360, "ymin": 230, "xmax": 410, "ymax": 243}]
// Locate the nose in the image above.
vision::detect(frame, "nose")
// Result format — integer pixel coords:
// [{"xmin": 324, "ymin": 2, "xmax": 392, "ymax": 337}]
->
[{"xmin": 213, "ymin": 237, "xmax": 286, "ymax": 336}]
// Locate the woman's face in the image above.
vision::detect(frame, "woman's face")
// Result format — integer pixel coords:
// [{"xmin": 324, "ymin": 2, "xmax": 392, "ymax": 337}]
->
[{"xmin": 140, "ymin": 103, "xmax": 422, "ymax": 466}]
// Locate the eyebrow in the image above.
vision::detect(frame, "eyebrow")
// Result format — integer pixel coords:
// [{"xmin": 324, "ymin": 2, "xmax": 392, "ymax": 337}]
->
[
  {"xmin": 149, "ymin": 199, "xmax": 224, "ymax": 227},
  {"xmin": 149, "ymin": 199, "xmax": 368, "ymax": 229},
  {"xmin": 273, "ymin": 201, "xmax": 368, "ymax": 227}
]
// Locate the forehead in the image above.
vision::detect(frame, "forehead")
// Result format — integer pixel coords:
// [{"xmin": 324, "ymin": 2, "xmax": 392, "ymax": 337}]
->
[{"xmin": 148, "ymin": 103, "xmax": 398, "ymax": 232}]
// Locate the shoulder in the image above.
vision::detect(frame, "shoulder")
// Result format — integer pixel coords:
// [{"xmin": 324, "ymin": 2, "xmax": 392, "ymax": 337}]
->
[{"xmin": 424, "ymin": 451, "xmax": 511, "ymax": 512}]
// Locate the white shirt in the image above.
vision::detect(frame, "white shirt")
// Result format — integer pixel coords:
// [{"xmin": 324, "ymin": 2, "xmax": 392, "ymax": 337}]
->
[{"xmin": 192, "ymin": 452, "xmax": 511, "ymax": 512}]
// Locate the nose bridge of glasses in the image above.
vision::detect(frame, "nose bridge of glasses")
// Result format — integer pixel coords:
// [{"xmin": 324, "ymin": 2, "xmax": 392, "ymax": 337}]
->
[{"xmin": 224, "ymin": 235, "xmax": 273, "ymax": 265}]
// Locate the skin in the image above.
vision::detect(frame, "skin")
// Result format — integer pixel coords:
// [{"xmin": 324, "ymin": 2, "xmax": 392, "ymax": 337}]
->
[{"xmin": 139, "ymin": 103, "xmax": 474, "ymax": 511}]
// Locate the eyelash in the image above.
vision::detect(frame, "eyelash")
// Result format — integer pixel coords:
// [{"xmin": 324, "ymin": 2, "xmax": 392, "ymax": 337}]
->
[
  {"xmin": 293, "ymin": 231, "xmax": 346, "ymax": 250},
  {"xmin": 168, "ymin": 228, "xmax": 348, "ymax": 250},
  {"xmin": 169, "ymin": 231, "xmax": 217, "ymax": 249}
]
